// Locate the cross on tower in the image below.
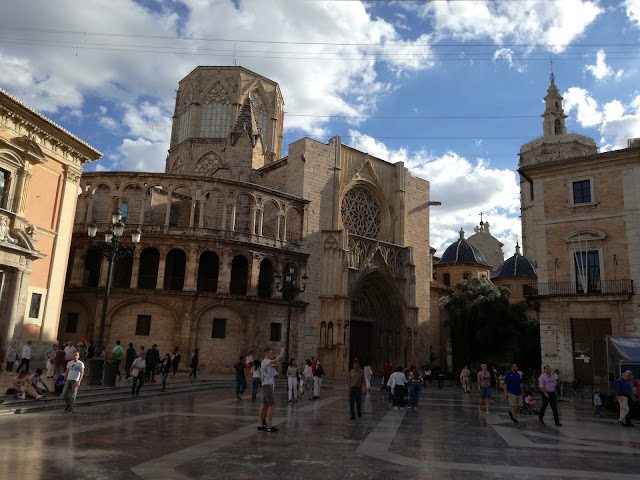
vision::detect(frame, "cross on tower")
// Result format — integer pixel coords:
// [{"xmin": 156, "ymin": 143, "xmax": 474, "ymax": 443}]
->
[
  {"xmin": 479, "ymin": 212, "xmax": 484, "ymax": 225},
  {"xmin": 550, "ymin": 59, "xmax": 555, "ymax": 83}
]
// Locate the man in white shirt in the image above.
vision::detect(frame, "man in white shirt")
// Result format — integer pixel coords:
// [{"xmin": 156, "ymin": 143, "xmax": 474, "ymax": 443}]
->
[
  {"xmin": 16, "ymin": 341, "xmax": 32, "ymax": 373},
  {"xmin": 130, "ymin": 352, "xmax": 146, "ymax": 396},
  {"xmin": 388, "ymin": 366, "xmax": 408, "ymax": 409},
  {"xmin": 62, "ymin": 351, "xmax": 84, "ymax": 413},
  {"xmin": 257, "ymin": 347, "xmax": 284, "ymax": 433},
  {"xmin": 460, "ymin": 366, "xmax": 471, "ymax": 393},
  {"xmin": 112, "ymin": 340, "xmax": 124, "ymax": 381},
  {"xmin": 64, "ymin": 341, "xmax": 77, "ymax": 361}
]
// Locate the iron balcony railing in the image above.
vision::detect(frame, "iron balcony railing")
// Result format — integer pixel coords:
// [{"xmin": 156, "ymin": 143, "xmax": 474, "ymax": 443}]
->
[{"xmin": 523, "ymin": 279, "xmax": 634, "ymax": 298}]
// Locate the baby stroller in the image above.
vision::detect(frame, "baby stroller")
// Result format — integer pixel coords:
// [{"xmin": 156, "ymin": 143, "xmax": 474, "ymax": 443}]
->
[{"xmin": 520, "ymin": 393, "xmax": 539, "ymax": 415}]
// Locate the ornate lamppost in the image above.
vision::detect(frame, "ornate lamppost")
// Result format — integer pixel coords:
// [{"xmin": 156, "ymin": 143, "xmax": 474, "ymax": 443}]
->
[
  {"xmin": 274, "ymin": 265, "xmax": 308, "ymax": 374},
  {"xmin": 87, "ymin": 208, "xmax": 141, "ymax": 384}
]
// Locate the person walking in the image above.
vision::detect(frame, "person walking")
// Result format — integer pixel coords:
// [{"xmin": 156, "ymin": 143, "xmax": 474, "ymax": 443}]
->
[
  {"xmin": 460, "ymin": 365, "xmax": 471, "ymax": 393},
  {"xmin": 250, "ymin": 359, "xmax": 261, "ymax": 401},
  {"xmin": 287, "ymin": 358, "xmax": 298, "ymax": 403},
  {"xmin": 5, "ymin": 339, "xmax": 18, "ymax": 372},
  {"xmin": 44, "ymin": 344, "xmax": 58, "ymax": 379},
  {"xmin": 437, "ymin": 369, "xmax": 444, "ymax": 389},
  {"xmin": 408, "ymin": 366, "xmax": 423, "ymax": 410},
  {"xmin": 363, "ymin": 362, "xmax": 373, "ymax": 393},
  {"xmin": 124, "ymin": 343, "xmax": 136, "ymax": 380},
  {"xmin": 301, "ymin": 359, "xmax": 314, "ymax": 399},
  {"xmin": 146, "ymin": 344, "xmax": 160, "ymax": 382},
  {"xmin": 313, "ymin": 359, "xmax": 325, "ymax": 400},
  {"xmin": 503, "ymin": 363, "xmax": 524, "ymax": 424},
  {"xmin": 382, "ymin": 361, "xmax": 392, "ymax": 391},
  {"xmin": 189, "ymin": 349, "xmax": 199, "ymax": 379},
  {"xmin": 53, "ymin": 346, "xmax": 67, "ymax": 376},
  {"xmin": 171, "ymin": 347, "xmax": 181, "ymax": 378},
  {"xmin": 130, "ymin": 352, "xmax": 146, "ymax": 396},
  {"xmin": 234, "ymin": 355, "xmax": 247, "ymax": 399},
  {"xmin": 389, "ymin": 366, "xmax": 407, "ymax": 409},
  {"xmin": 62, "ymin": 351, "xmax": 84, "ymax": 413},
  {"xmin": 593, "ymin": 390, "xmax": 602, "ymax": 417},
  {"xmin": 112, "ymin": 340, "xmax": 124, "ymax": 381},
  {"xmin": 477, "ymin": 364, "xmax": 492, "ymax": 414},
  {"xmin": 84, "ymin": 341, "xmax": 95, "ymax": 377},
  {"xmin": 349, "ymin": 361, "xmax": 365, "ymax": 420},
  {"xmin": 257, "ymin": 347, "xmax": 285, "ymax": 433},
  {"xmin": 160, "ymin": 353, "xmax": 172, "ymax": 392},
  {"xmin": 538, "ymin": 365, "xmax": 562, "ymax": 426},
  {"xmin": 616, "ymin": 370, "xmax": 634, "ymax": 426},
  {"xmin": 16, "ymin": 341, "xmax": 32, "ymax": 373}
]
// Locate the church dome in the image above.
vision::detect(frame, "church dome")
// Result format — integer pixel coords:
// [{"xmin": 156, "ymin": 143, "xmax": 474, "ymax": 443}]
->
[
  {"xmin": 437, "ymin": 229, "xmax": 490, "ymax": 266},
  {"xmin": 494, "ymin": 244, "xmax": 537, "ymax": 278}
]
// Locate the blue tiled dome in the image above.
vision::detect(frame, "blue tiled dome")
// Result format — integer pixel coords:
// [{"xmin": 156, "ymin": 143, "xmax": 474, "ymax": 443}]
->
[
  {"xmin": 437, "ymin": 229, "xmax": 489, "ymax": 266},
  {"xmin": 494, "ymin": 245, "xmax": 537, "ymax": 278}
]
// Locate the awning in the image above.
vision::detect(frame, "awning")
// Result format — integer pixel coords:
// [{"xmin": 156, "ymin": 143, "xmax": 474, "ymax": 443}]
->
[{"xmin": 608, "ymin": 337, "xmax": 640, "ymax": 362}]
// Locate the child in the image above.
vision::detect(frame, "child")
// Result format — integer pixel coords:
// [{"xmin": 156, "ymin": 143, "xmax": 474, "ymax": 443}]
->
[{"xmin": 593, "ymin": 390, "xmax": 602, "ymax": 417}]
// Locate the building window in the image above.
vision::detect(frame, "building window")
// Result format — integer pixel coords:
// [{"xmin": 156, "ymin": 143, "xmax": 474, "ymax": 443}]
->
[
  {"xmin": 212, "ymin": 318, "xmax": 226, "ymax": 338},
  {"xmin": 0, "ymin": 168, "xmax": 9, "ymax": 209},
  {"xmin": 442, "ymin": 273, "xmax": 451, "ymax": 286},
  {"xmin": 135, "ymin": 315, "xmax": 151, "ymax": 336},
  {"xmin": 270, "ymin": 322, "xmax": 282, "ymax": 342},
  {"xmin": 200, "ymin": 104, "xmax": 233, "ymax": 138},
  {"xmin": 66, "ymin": 313, "xmax": 79, "ymax": 333},
  {"xmin": 28, "ymin": 293, "xmax": 42, "ymax": 318},
  {"xmin": 572, "ymin": 180, "xmax": 592, "ymax": 204},
  {"xmin": 177, "ymin": 112, "xmax": 190, "ymax": 143},
  {"xmin": 575, "ymin": 250, "xmax": 600, "ymax": 293}
]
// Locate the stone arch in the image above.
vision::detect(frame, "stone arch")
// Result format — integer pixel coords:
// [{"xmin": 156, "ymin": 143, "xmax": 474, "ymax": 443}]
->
[
  {"xmin": 261, "ymin": 200, "xmax": 279, "ymax": 238},
  {"xmin": 58, "ymin": 298, "xmax": 94, "ymax": 344},
  {"xmin": 91, "ymin": 184, "xmax": 113, "ymax": 223},
  {"xmin": 82, "ymin": 246, "xmax": 102, "ymax": 287},
  {"xmin": 234, "ymin": 193, "xmax": 254, "ymax": 234},
  {"xmin": 138, "ymin": 247, "xmax": 160, "ymax": 289},
  {"xmin": 230, "ymin": 253, "xmax": 249, "ymax": 295},
  {"xmin": 194, "ymin": 151, "xmax": 224, "ymax": 177},
  {"xmin": 144, "ymin": 185, "xmax": 169, "ymax": 225},
  {"xmin": 164, "ymin": 248, "xmax": 187, "ymax": 290},
  {"xmin": 319, "ymin": 321, "xmax": 327, "ymax": 347},
  {"xmin": 327, "ymin": 321, "xmax": 334, "ymax": 346},
  {"xmin": 285, "ymin": 206, "xmax": 302, "ymax": 243},
  {"xmin": 203, "ymin": 189, "xmax": 225, "ymax": 229},
  {"xmin": 195, "ymin": 304, "xmax": 247, "ymax": 372},
  {"xmin": 247, "ymin": 89, "xmax": 270, "ymax": 135},
  {"xmin": 121, "ymin": 184, "xmax": 143, "ymax": 224},
  {"xmin": 197, "ymin": 250, "xmax": 219, "ymax": 292},
  {"xmin": 169, "ymin": 186, "xmax": 193, "ymax": 227},
  {"xmin": 340, "ymin": 181, "xmax": 392, "ymax": 242},
  {"xmin": 349, "ymin": 268, "xmax": 406, "ymax": 372},
  {"xmin": 171, "ymin": 157, "xmax": 184, "ymax": 174},
  {"xmin": 257, "ymin": 258, "xmax": 274, "ymax": 298},
  {"xmin": 107, "ymin": 299, "xmax": 179, "ymax": 357}
]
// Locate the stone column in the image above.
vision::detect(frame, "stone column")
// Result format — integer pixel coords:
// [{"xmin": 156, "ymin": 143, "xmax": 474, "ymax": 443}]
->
[
  {"xmin": 189, "ymin": 201, "xmax": 196, "ymax": 227},
  {"xmin": 217, "ymin": 250, "xmax": 231, "ymax": 294},
  {"xmin": 85, "ymin": 196, "xmax": 94, "ymax": 223},
  {"xmin": 156, "ymin": 252, "xmax": 167, "ymax": 290},
  {"xmin": 183, "ymin": 246, "xmax": 198, "ymax": 291},
  {"xmin": 164, "ymin": 197, "xmax": 172, "ymax": 226},
  {"xmin": 230, "ymin": 204, "xmax": 237, "ymax": 232},
  {"xmin": 198, "ymin": 201, "xmax": 204, "ymax": 228},
  {"xmin": 250, "ymin": 206, "xmax": 257, "ymax": 235},
  {"xmin": 257, "ymin": 208, "xmax": 264, "ymax": 236},
  {"xmin": 129, "ymin": 248, "xmax": 141, "ymax": 289},
  {"xmin": 3, "ymin": 268, "xmax": 25, "ymax": 346},
  {"xmin": 276, "ymin": 215, "xmax": 282, "ymax": 240},
  {"xmin": 247, "ymin": 252, "xmax": 261, "ymax": 296}
]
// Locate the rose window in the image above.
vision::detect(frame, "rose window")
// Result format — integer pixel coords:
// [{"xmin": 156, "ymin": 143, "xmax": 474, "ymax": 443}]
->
[{"xmin": 341, "ymin": 187, "xmax": 381, "ymax": 239}]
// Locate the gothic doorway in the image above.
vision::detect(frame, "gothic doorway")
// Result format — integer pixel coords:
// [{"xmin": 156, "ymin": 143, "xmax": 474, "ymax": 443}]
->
[{"xmin": 349, "ymin": 270, "xmax": 404, "ymax": 373}]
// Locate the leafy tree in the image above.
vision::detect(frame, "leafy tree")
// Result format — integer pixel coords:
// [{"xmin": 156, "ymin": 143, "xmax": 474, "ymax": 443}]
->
[{"xmin": 444, "ymin": 277, "xmax": 540, "ymax": 370}]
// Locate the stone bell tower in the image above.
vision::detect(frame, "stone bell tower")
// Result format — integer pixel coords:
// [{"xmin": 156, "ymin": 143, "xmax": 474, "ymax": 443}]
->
[{"xmin": 542, "ymin": 73, "xmax": 568, "ymax": 137}]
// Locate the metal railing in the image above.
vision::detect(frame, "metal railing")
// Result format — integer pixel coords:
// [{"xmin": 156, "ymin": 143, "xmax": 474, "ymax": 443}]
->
[
  {"xmin": 164, "ymin": 276, "xmax": 184, "ymax": 291},
  {"xmin": 137, "ymin": 275, "xmax": 158, "ymax": 289},
  {"xmin": 523, "ymin": 279, "xmax": 634, "ymax": 298}
]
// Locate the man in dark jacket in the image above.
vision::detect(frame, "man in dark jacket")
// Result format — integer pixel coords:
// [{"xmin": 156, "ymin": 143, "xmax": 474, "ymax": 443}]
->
[
  {"xmin": 124, "ymin": 343, "xmax": 136, "ymax": 380},
  {"xmin": 145, "ymin": 344, "xmax": 160, "ymax": 382}
]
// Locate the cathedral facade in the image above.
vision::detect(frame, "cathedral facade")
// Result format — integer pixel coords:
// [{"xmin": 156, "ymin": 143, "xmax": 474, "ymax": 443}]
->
[{"xmin": 60, "ymin": 67, "xmax": 433, "ymax": 376}]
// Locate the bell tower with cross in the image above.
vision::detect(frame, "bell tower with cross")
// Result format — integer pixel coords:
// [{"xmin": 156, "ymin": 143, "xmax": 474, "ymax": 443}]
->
[{"xmin": 541, "ymin": 72, "xmax": 568, "ymax": 138}]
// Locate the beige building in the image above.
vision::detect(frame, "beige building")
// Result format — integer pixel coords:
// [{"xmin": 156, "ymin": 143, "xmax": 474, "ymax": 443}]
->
[
  {"xmin": 61, "ymin": 66, "xmax": 433, "ymax": 376},
  {"xmin": 467, "ymin": 221, "xmax": 504, "ymax": 275},
  {"xmin": 519, "ymin": 75, "xmax": 639, "ymax": 385},
  {"xmin": 0, "ymin": 89, "xmax": 100, "ymax": 361}
]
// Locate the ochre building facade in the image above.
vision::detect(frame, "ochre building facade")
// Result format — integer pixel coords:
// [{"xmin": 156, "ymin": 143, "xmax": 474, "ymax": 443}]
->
[{"xmin": 61, "ymin": 66, "xmax": 433, "ymax": 375}]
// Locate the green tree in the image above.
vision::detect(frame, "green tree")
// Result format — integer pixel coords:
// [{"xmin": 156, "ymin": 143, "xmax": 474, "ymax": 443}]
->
[{"xmin": 444, "ymin": 277, "xmax": 540, "ymax": 369}]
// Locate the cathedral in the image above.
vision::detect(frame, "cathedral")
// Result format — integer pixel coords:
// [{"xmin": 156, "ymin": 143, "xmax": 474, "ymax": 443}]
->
[{"xmin": 60, "ymin": 66, "xmax": 433, "ymax": 376}]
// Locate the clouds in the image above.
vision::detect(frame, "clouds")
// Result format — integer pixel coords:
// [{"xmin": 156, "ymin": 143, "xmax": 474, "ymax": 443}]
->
[
  {"xmin": 347, "ymin": 130, "xmax": 521, "ymax": 255},
  {"xmin": 584, "ymin": 50, "xmax": 623, "ymax": 80},
  {"xmin": 625, "ymin": 0, "xmax": 640, "ymax": 27},
  {"xmin": 563, "ymin": 87, "xmax": 602, "ymax": 128}
]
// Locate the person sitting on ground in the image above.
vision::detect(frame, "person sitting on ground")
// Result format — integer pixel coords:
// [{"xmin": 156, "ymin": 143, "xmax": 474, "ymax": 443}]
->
[
  {"xmin": 30, "ymin": 368, "xmax": 50, "ymax": 395},
  {"xmin": 13, "ymin": 371, "xmax": 43, "ymax": 400},
  {"xmin": 525, "ymin": 393, "xmax": 536, "ymax": 409},
  {"xmin": 54, "ymin": 372, "xmax": 66, "ymax": 395}
]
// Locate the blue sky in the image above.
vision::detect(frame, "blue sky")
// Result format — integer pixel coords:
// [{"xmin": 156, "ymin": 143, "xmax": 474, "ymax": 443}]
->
[{"xmin": 1, "ymin": 0, "xmax": 639, "ymax": 255}]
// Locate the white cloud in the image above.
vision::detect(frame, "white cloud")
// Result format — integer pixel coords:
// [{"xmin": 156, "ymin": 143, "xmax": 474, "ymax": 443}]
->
[
  {"xmin": 625, "ymin": 0, "xmax": 640, "ymax": 27},
  {"xmin": 563, "ymin": 87, "xmax": 602, "ymax": 127},
  {"xmin": 584, "ymin": 50, "xmax": 623, "ymax": 80},
  {"xmin": 347, "ymin": 130, "xmax": 521, "ymax": 255},
  {"xmin": 419, "ymin": 0, "xmax": 601, "ymax": 53},
  {"xmin": 493, "ymin": 48, "xmax": 525, "ymax": 72},
  {"xmin": 99, "ymin": 116, "xmax": 118, "ymax": 130},
  {"xmin": 109, "ymin": 137, "xmax": 168, "ymax": 172}
]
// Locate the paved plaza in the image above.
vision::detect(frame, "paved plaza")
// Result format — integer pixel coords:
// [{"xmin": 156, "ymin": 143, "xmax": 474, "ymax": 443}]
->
[{"xmin": 1, "ymin": 382, "xmax": 639, "ymax": 480}]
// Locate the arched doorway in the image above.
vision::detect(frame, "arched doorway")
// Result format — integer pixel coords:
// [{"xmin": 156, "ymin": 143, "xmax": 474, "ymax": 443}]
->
[{"xmin": 349, "ymin": 270, "xmax": 404, "ymax": 372}]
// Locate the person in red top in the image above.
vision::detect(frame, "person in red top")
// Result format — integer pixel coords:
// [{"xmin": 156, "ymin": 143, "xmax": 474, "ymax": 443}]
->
[
  {"xmin": 383, "ymin": 361, "xmax": 392, "ymax": 392},
  {"xmin": 311, "ymin": 356, "xmax": 316, "ymax": 375}
]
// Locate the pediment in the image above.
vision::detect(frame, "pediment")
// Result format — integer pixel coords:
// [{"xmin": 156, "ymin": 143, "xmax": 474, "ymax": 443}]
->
[
  {"xmin": 10, "ymin": 136, "xmax": 45, "ymax": 163},
  {"xmin": 564, "ymin": 229, "xmax": 607, "ymax": 243},
  {"xmin": 352, "ymin": 158, "xmax": 381, "ymax": 188}
]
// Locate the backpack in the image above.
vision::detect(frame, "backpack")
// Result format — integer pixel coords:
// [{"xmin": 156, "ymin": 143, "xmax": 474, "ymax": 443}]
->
[{"xmin": 114, "ymin": 347, "xmax": 123, "ymax": 360}]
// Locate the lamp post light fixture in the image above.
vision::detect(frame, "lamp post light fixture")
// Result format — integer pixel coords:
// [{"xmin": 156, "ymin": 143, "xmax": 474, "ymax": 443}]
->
[
  {"xmin": 87, "ymin": 209, "xmax": 141, "ymax": 385},
  {"xmin": 274, "ymin": 265, "xmax": 308, "ymax": 374}
]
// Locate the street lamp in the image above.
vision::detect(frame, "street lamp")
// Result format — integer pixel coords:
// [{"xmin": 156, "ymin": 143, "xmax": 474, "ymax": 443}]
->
[
  {"xmin": 275, "ymin": 264, "xmax": 308, "ymax": 374},
  {"xmin": 87, "ymin": 209, "xmax": 141, "ymax": 385}
]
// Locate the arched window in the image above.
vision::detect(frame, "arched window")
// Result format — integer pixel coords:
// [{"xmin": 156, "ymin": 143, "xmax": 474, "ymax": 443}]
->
[
  {"xmin": 234, "ymin": 194, "xmax": 253, "ymax": 233},
  {"xmin": 554, "ymin": 118, "xmax": 562, "ymax": 135},
  {"xmin": 92, "ymin": 185, "xmax": 112, "ymax": 223},
  {"xmin": 249, "ymin": 91, "xmax": 268, "ymax": 135},
  {"xmin": 286, "ymin": 208, "xmax": 302, "ymax": 243},
  {"xmin": 144, "ymin": 186, "xmax": 168, "ymax": 225},
  {"xmin": 320, "ymin": 321, "xmax": 327, "ymax": 346},
  {"xmin": 230, "ymin": 254, "xmax": 249, "ymax": 295},
  {"xmin": 197, "ymin": 251, "xmax": 219, "ymax": 292},
  {"xmin": 120, "ymin": 202, "xmax": 128, "ymax": 224},
  {"xmin": 83, "ymin": 247, "xmax": 102, "ymax": 287},
  {"xmin": 200, "ymin": 82, "xmax": 233, "ymax": 138},
  {"xmin": 203, "ymin": 190, "xmax": 224, "ymax": 229},
  {"xmin": 257, "ymin": 259, "xmax": 273, "ymax": 298},
  {"xmin": 169, "ymin": 208, "xmax": 178, "ymax": 226},
  {"xmin": 442, "ymin": 273, "xmax": 451, "ymax": 286},
  {"xmin": 0, "ymin": 168, "xmax": 9, "ymax": 209},
  {"xmin": 169, "ymin": 187, "xmax": 192, "ymax": 227},
  {"xmin": 122, "ymin": 184, "xmax": 143, "ymax": 224},
  {"xmin": 164, "ymin": 249, "xmax": 187, "ymax": 290},
  {"xmin": 262, "ymin": 201, "xmax": 278, "ymax": 238},
  {"xmin": 194, "ymin": 152, "xmax": 223, "ymax": 177},
  {"xmin": 341, "ymin": 187, "xmax": 380, "ymax": 239},
  {"xmin": 112, "ymin": 254, "xmax": 133, "ymax": 288},
  {"xmin": 138, "ymin": 248, "xmax": 160, "ymax": 289},
  {"xmin": 327, "ymin": 321, "xmax": 334, "ymax": 346}
]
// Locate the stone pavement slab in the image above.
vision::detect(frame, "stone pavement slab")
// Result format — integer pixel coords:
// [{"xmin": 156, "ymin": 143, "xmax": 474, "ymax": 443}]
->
[{"xmin": 0, "ymin": 383, "xmax": 638, "ymax": 479}]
